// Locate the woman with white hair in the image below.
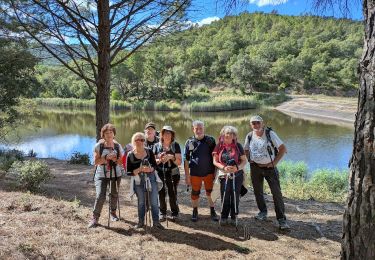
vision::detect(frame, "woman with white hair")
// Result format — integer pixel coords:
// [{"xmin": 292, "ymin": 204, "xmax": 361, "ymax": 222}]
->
[
  {"xmin": 212, "ymin": 125, "xmax": 247, "ymax": 225},
  {"xmin": 126, "ymin": 132, "xmax": 164, "ymax": 229}
]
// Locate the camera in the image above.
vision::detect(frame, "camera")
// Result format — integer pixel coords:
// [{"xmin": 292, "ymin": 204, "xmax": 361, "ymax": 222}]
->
[{"xmin": 226, "ymin": 158, "xmax": 236, "ymax": 167}]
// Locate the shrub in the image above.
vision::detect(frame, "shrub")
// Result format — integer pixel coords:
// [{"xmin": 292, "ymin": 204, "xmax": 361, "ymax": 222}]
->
[
  {"xmin": 0, "ymin": 149, "xmax": 24, "ymax": 171},
  {"xmin": 278, "ymin": 160, "xmax": 308, "ymax": 180},
  {"xmin": 68, "ymin": 152, "xmax": 91, "ymax": 165},
  {"xmin": 309, "ymin": 169, "xmax": 349, "ymax": 194},
  {"xmin": 11, "ymin": 160, "xmax": 51, "ymax": 192}
]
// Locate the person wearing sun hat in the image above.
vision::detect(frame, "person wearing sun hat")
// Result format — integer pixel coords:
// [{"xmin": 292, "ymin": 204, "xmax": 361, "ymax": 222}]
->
[
  {"xmin": 154, "ymin": 125, "xmax": 182, "ymax": 221},
  {"xmin": 243, "ymin": 115, "xmax": 290, "ymax": 230}
]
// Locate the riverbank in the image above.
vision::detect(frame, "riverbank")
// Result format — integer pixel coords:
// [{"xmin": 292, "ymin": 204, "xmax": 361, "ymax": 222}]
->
[
  {"xmin": 33, "ymin": 92, "xmax": 287, "ymax": 112},
  {"xmin": 0, "ymin": 158, "xmax": 344, "ymax": 259},
  {"xmin": 276, "ymin": 95, "xmax": 357, "ymax": 127}
]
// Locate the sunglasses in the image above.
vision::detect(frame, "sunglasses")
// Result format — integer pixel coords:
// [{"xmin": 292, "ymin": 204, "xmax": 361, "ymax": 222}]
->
[
  {"xmin": 251, "ymin": 121, "xmax": 261, "ymax": 125},
  {"xmin": 135, "ymin": 139, "xmax": 145, "ymax": 142}
]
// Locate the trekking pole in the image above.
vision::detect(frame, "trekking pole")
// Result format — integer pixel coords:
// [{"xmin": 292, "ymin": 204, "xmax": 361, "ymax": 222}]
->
[
  {"xmin": 141, "ymin": 173, "xmax": 148, "ymax": 232},
  {"xmin": 146, "ymin": 175, "xmax": 152, "ymax": 230},
  {"xmin": 232, "ymin": 173, "xmax": 238, "ymax": 231},
  {"xmin": 267, "ymin": 146, "xmax": 277, "ymax": 174},
  {"xmin": 114, "ymin": 163, "xmax": 121, "ymax": 220},
  {"xmin": 108, "ymin": 163, "xmax": 113, "ymax": 228},
  {"xmin": 162, "ymin": 162, "xmax": 169, "ymax": 227},
  {"xmin": 219, "ymin": 174, "xmax": 229, "ymax": 225}
]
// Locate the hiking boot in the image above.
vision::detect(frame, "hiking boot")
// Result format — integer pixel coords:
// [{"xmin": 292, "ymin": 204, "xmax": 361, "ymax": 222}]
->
[
  {"xmin": 219, "ymin": 218, "xmax": 228, "ymax": 226},
  {"xmin": 191, "ymin": 208, "xmax": 198, "ymax": 222},
  {"xmin": 254, "ymin": 211, "xmax": 268, "ymax": 221},
  {"xmin": 153, "ymin": 222, "xmax": 165, "ymax": 230},
  {"xmin": 278, "ymin": 219, "xmax": 290, "ymax": 231},
  {"xmin": 88, "ymin": 216, "xmax": 98, "ymax": 228},
  {"xmin": 110, "ymin": 212, "xmax": 119, "ymax": 222},
  {"xmin": 134, "ymin": 222, "xmax": 145, "ymax": 229},
  {"xmin": 210, "ymin": 207, "xmax": 219, "ymax": 222},
  {"xmin": 159, "ymin": 214, "xmax": 167, "ymax": 222},
  {"xmin": 171, "ymin": 214, "xmax": 179, "ymax": 222}
]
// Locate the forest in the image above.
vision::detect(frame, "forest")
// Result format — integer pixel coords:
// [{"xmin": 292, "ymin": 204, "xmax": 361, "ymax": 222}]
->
[{"xmin": 35, "ymin": 12, "xmax": 363, "ymax": 100}]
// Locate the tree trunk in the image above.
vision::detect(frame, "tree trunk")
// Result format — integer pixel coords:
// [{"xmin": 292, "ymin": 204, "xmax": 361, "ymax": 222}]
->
[
  {"xmin": 341, "ymin": 1, "xmax": 375, "ymax": 259},
  {"xmin": 95, "ymin": 0, "xmax": 111, "ymax": 140}
]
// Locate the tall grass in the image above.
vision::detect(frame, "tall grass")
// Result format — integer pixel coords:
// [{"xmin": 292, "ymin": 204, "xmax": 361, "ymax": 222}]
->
[
  {"xmin": 34, "ymin": 91, "xmax": 288, "ymax": 112},
  {"xmin": 188, "ymin": 95, "xmax": 259, "ymax": 112},
  {"xmin": 257, "ymin": 160, "xmax": 349, "ymax": 203}
]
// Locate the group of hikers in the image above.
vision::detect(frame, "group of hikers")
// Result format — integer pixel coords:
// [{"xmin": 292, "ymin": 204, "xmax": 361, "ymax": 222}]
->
[{"xmin": 88, "ymin": 115, "xmax": 290, "ymax": 231}]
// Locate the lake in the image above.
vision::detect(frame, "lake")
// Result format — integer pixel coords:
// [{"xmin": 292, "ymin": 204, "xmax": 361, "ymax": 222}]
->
[{"xmin": 2, "ymin": 107, "xmax": 353, "ymax": 172}]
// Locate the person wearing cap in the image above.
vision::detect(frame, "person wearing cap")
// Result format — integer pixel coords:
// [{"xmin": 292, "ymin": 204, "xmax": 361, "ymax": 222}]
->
[
  {"xmin": 243, "ymin": 115, "xmax": 290, "ymax": 230},
  {"xmin": 144, "ymin": 122, "xmax": 160, "ymax": 154},
  {"xmin": 154, "ymin": 125, "xmax": 182, "ymax": 221},
  {"xmin": 184, "ymin": 120, "xmax": 219, "ymax": 222}
]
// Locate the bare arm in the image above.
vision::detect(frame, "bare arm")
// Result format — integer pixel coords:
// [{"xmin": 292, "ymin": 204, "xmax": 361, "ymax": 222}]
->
[
  {"xmin": 237, "ymin": 154, "xmax": 248, "ymax": 171},
  {"xmin": 273, "ymin": 144, "xmax": 287, "ymax": 166},
  {"xmin": 184, "ymin": 160, "xmax": 191, "ymax": 185},
  {"xmin": 94, "ymin": 151, "xmax": 106, "ymax": 165}
]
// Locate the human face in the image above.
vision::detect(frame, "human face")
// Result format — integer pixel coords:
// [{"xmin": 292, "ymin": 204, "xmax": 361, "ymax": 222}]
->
[
  {"xmin": 103, "ymin": 129, "xmax": 114, "ymax": 142},
  {"xmin": 162, "ymin": 131, "xmax": 172, "ymax": 143},
  {"xmin": 145, "ymin": 127, "xmax": 156, "ymax": 140},
  {"xmin": 223, "ymin": 132, "xmax": 234, "ymax": 144},
  {"xmin": 250, "ymin": 121, "xmax": 264, "ymax": 133},
  {"xmin": 192, "ymin": 124, "xmax": 204, "ymax": 139},
  {"xmin": 134, "ymin": 135, "xmax": 145, "ymax": 148}
]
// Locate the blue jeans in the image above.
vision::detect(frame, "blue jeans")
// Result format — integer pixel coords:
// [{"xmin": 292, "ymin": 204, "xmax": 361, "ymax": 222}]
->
[{"xmin": 134, "ymin": 172, "xmax": 159, "ymax": 224}]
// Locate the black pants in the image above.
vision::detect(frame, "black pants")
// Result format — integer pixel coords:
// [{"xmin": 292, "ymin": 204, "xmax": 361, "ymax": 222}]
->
[
  {"xmin": 250, "ymin": 163, "xmax": 286, "ymax": 220},
  {"xmin": 220, "ymin": 173, "xmax": 243, "ymax": 219},
  {"xmin": 158, "ymin": 169, "xmax": 180, "ymax": 216}
]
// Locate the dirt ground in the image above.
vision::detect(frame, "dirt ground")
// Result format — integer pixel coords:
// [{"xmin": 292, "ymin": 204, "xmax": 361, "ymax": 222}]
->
[
  {"xmin": 0, "ymin": 159, "xmax": 344, "ymax": 259},
  {"xmin": 276, "ymin": 95, "xmax": 357, "ymax": 127}
]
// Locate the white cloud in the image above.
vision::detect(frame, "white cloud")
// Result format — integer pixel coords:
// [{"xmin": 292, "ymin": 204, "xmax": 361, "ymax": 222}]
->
[
  {"xmin": 185, "ymin": 16, "xmax": 220, "ymax": 28},
  {"xmin": 197, "ymin": 16, "xmax": 220, "ymax": 26},
  {"xmin": 249, "ymin": 0, "xmax": 288, "ymax": 7}
]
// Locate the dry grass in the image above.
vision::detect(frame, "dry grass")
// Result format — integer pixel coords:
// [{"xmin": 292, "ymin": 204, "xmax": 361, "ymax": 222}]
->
[{"xmin": 0, "ymin": 159, "xmax": 344, "ymax": 259}]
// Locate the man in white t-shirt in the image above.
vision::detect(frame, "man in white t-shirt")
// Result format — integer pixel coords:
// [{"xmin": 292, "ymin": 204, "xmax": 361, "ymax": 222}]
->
[{"xmin": 243, "ymin": 115, "xmax": 290, "ymax": 230}]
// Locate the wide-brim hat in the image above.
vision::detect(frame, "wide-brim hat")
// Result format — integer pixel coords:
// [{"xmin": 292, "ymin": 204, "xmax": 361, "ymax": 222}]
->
[
  {"xmin": 250, "ymin": 115, "xmax": 263, "ymax": 123},
  {"xmin": 161, "ymin": 125, "xmax": 175, "ymax": 135}
]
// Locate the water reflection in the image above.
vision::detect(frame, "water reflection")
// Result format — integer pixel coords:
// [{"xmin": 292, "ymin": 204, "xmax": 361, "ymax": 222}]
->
[{"xmin": 4, "ymin": 108, "xmax": 353, "ymax": 171}]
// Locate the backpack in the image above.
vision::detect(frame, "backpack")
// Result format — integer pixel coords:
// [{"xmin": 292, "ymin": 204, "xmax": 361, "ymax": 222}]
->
[
  {"xmin": 93, "ymin": 142, "xmax": 120, "ymax": 180},
  {"xmin": 247, "ymin": 127, "xmax": 278, "ymax": 157},
  {"xmin": 185, "ymin": 135, "xmax": 216, "ymax": 162}
]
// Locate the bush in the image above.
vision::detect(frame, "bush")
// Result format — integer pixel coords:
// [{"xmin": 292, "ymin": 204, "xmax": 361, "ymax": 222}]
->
[
  {"xmin": 309, "ymin": 169, "xmax": 349, "ymax": 194},
  {"xmin": 11, "ymin": 160, "xmax": 51, "ymax": 192},
  {"xmin": 0, "ymin": 149, "xmax": 24, "ymax": 171},
  {"xmin": 68, "ymin": 152, "xmax": 91, "ymax": 165},
  {"xmin": 278, "ymin": 160, "xmax": 308, "ymax": 180}
]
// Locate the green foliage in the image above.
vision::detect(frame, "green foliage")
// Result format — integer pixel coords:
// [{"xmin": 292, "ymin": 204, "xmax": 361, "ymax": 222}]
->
[
  {"xmin": 11, "ymin": 160, "xmax": 51, "ymax": 192},
  {"xmin": 0, "ymin": 149, "xmax": 24, "ymax": 172},
  {"xmin": 309, "ymin": 169, "xmax": 349, "ymax": 194},
  {"xmin": 36, "ymin": 13, "xmax": 362, "ymax": 99},
  {"xmin": 0, "ymin": 35, "xmax": 39, "ymax": 135},
  {"xmin": 278, "ymin": 160, "xmax": 308, "ymax": 180},
  {"xmin": 68, "ymin": 152, "xmax": 91, "ymax": 165},
  {"xmin": 270, "ymin": 160, "xmax": 349, "ymax": 203}
]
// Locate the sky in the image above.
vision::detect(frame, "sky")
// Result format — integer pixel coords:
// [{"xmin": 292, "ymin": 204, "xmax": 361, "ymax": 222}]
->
[{"xmin": 188, "ymin": 0, "xmax": 363, "ymax": 26}]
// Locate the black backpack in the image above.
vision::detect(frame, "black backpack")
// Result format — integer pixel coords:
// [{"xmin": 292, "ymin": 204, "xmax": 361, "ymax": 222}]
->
[
  {"xmin": 185, "ymin": 135, "xmax": 216, "ymax": 162},
  {"xmin": 247, "ymin": 127, "xmax": 278, "ymax": 157}
]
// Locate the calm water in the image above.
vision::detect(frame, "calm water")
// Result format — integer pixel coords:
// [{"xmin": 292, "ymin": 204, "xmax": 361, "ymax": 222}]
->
[{"xmin": 3, "ymin": 108, "xmax": 353, "ymax": 172}]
